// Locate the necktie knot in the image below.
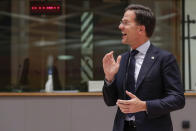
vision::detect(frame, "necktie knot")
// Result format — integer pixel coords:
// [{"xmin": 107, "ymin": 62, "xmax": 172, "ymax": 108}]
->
[{"xmin": 130, "ymin": 50, "xmax": 139, "ymax": 57}]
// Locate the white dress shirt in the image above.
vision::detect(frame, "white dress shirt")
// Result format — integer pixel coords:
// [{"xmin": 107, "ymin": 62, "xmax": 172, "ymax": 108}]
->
[{"xmin": 133, "ymin": 40, "xmax": 150, "ymax": 84}]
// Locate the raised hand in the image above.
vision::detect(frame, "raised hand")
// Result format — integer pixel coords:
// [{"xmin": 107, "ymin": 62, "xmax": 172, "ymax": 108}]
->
[{"xmin": 102, "ymin": 51, "xmax": 121, "ymax": 82}]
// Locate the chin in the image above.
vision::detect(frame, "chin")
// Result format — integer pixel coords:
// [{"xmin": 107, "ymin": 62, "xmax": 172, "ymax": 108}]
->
[{"xmin": 121, "ymin": 40, "xmax": 128, "ymax": 45}]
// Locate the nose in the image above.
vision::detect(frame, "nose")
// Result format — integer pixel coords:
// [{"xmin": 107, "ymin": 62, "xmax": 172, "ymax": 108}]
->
[{"xmin": 119, "ymin": 23, "xmax": 123, "ymax": 30}]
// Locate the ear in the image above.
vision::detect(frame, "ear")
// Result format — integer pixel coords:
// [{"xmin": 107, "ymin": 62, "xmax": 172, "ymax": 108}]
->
[
  {"xmin": 139, "ymin": 25, "xmax": 145, "ymax": 32},
  {"xmin": 138, "ymin": 25, "xmax": 146, "ymax": 35}
]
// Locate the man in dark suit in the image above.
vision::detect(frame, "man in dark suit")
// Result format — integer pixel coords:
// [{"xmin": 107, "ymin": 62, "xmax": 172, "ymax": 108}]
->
[{"xmin": 102, "ymin": 4, "xmax": 185, "ymax": 131}]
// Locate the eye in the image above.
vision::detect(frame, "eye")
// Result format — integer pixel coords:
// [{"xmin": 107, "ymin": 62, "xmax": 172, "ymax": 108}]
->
[
  {"xmin": 120, "ymin": 20, "xmax": 129, "ymax": 25},
  {"xmin": 124, "ymin": 21, "xmax": 128, "ymax": 25}
]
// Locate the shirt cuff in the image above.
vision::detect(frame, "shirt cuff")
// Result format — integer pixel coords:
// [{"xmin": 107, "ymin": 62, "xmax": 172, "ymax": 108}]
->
[{"xmin": 105, "ymin": 79, "xmax": 114, "ymax": 86}]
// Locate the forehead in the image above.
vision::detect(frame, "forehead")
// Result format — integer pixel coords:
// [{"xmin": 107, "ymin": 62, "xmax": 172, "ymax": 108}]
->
[{"xmin": 122, "ymin": 10, "xmax": 136, "ymax": 21}]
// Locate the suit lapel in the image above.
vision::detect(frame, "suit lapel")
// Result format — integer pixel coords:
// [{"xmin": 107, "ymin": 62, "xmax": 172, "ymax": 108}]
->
[
  {"xmin": 135, "ymin": 44, "xmax": 158, "ymax": 92},
  {"xmin": 121, "ymin": 52, "xmax": 130, "ymax": 93}
]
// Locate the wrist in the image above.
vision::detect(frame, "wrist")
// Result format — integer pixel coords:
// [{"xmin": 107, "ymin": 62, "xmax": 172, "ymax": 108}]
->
[
  {"xmin": 105, "ymin": 76, "xmax": 114, "ymax": 83},
  {"xmin": 141, "ymin": 101, "xmax": 147, "ymax": 111}
]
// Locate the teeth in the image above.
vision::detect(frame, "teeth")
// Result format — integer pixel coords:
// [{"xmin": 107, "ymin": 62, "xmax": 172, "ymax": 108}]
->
[{"xmin": 122, "ymin": 32, "xmax": 126, "ymax": 36}]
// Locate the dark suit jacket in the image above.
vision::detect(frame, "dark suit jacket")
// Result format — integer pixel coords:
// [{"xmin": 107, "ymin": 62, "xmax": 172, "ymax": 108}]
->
[{"xmin": 102, "ymin": 44, "xmax": 185, "ymax": 131}]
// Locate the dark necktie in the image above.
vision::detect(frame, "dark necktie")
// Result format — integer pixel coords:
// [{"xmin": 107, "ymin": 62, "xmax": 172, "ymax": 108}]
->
[
  {"xmin": 126, "ymin": 50, "xmax": 139, "ymax": 98},
  {"xmin": 126, "ymin": 50, "xmax": 139, "ymax": 118}
]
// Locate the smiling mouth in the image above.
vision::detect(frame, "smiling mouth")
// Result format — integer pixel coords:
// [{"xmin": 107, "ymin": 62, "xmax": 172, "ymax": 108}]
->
[{"xmin": 122, "ymin": 33, "xmax": 127, "ymax": 37}]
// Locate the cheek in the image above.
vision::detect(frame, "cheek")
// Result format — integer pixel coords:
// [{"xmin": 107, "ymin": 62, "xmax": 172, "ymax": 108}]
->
[
  {"xmin": 127, "ymin": 27, "xmax": 135, "ymax": 34},
  {"xmin": 127, "ymin": 30, "xmax": 135, "ymax": 36}
]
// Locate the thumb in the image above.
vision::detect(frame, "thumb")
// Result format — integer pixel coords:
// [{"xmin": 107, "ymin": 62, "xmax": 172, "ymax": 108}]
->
[
  {"xmin": 126, "ymin": 90, "xmax": 136, "ymax": 99},
  {"xmin": 116, "ymin": 55, "xmax": 121, "ymax": 64}
]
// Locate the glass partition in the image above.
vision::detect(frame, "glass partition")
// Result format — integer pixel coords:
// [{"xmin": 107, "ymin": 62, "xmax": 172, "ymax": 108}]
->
[
  {"xmin": 0, "ymin": 0, "xmax": 182, "ymax": 92},
  {"xmin": 184, "ymin": 0, "xmax": 196, "ymax": 91}
]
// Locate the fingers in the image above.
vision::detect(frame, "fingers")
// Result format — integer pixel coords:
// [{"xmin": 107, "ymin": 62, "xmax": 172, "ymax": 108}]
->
[
  {"xmin": 109, "ymin": 51, "xmax": 114, "ymax": 59},
  {"xmin": 103, "ymin": 51, "xmax": 121, "ymax": 65},
  {"xmin": 117, "ymin": 99, "xmax": 130, "ymax": 105},
  {"xmin": 126, "ymin": 90, "xmax": 136, "ymax": 99},
  {"xmin": 119, "ymin": 107, "xmax": 130, "ymax": 114},
  {"xmin": 116, "ymin": 55, "xmax": 122, "ymax": 65},
  {"xmin": 116, "ymin": 101, "xmax": 129, "ymax": 110},
  {"xmin": 103, "ymin": 51, "xmax": 114, "ymax": 64},
  {"xmin": 116, "ymin": 100, "xmax": 131, "ymax": 114},
  {"xmin": 117, "ymin": 103, "xmax": 129, "ymax": 109}
]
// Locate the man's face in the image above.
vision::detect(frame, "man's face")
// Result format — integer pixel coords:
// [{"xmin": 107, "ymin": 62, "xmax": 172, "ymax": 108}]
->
[{"xmin": 119, "ymin": 10, "xmax": 140, "ymax": 46}]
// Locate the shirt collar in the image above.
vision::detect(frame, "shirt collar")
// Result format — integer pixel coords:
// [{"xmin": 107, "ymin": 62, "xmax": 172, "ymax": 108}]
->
[{"xmin": 131, "ymin": 40, "xmax": 150, "ymax": 55}]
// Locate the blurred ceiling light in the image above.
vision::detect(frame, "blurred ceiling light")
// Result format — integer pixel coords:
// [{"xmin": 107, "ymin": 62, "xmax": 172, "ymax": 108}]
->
[{"xmin": 58, "ymin": 55, "xmax": 74, "ymax": 60}]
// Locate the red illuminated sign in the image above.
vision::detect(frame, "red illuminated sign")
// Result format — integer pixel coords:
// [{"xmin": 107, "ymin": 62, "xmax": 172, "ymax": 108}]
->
[{"xmin": 30, "ymin": 0, "xmax": 62, "ymax": 15}]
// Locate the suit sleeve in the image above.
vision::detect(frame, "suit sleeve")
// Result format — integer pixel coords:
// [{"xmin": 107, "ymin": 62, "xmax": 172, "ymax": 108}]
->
[
  {"xmin": 146, "ymin": 54, "xmax": 185, "ymax": 119},
  {"xmin": 102, "ymin": 79, "xmax": 118, "ymax": 106}
]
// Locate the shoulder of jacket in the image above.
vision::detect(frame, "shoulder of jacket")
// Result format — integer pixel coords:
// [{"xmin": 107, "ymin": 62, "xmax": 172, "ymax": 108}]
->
[{"xmin": 151, "ymin": 44, "xmax": 173, "ymax": 58}]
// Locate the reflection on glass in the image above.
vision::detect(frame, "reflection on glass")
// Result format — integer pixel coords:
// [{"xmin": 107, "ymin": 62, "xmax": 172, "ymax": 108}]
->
[{"xmin": 0, "ymin": 0, "xmax": 181, "ymax": 92}]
